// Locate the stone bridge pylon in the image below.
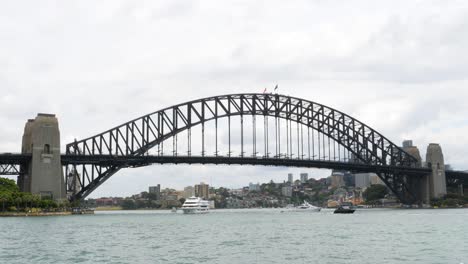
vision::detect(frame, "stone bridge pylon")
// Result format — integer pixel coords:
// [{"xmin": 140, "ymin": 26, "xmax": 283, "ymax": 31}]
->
[{"xmin": 18, "ymin": 113, "xmax": 65, "ymax": 200}]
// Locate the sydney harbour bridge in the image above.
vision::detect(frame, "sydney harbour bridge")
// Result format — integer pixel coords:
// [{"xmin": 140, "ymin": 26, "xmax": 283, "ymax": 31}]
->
[{"xmin": 0, "ymin": 93, "xmax": 466, "ymax": 204}]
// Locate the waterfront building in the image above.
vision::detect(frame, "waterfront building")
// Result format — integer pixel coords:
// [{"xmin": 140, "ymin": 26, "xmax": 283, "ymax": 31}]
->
[
  {"xmin": 300, "ymin": 173, "xmax": 308, "ymax": 183},
  {"xmin": 229, "ymin": 189, "xmax": 244, "ymax": 196},
  {"xmin": 249, "ymin": 182, "xmax": 260, "ymax": 191},
  {"xmin": 288, "ymin": 173, "xmax": 293, "ymax": 183},
  {"xmin": 327, "ymin": 200, "xmax": 339, "ymax": 208},
  {"xmin": 282, "ymin": 186, "xmax": 293, "ymax": 197},
  {"xmin": 174, "ymin": 191, "xmax": 185, "ymax": 200},
  {"xmin": 183, "ymin": 186, "xmax": 195, "ymax": 198},
  {"xmin": 350, "ymin": 189, "xmax": 364, "ymax": 205},
  {"xmin": 195, "ymin": 182, "xmax": 209, "ymax": 199},
  {"xmin": 165, "ymin": 194, "xmax": 178, "ymax": 201},
  {"xmin": 95, "ymin": 197, "xmax": 123, "ymax": 207},
  {"xmin": 355, "ymin": 173, "xmax": 371, "ymax": 188}
]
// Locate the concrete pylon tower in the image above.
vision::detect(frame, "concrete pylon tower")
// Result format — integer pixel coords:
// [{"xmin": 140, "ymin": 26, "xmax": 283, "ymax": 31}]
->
[
  {"xmin": 426, "ymin": 143, "xmax": 447, "ymax": 199},
  {"xmin": 19, "ymin": 114, "xmax": 66, "ymax": 200}
]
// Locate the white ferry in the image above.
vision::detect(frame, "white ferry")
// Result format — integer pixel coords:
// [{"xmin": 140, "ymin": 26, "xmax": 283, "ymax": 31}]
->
[{"xmin": 181, "ymin": 196, "xmax": 210, "ymax": 214}]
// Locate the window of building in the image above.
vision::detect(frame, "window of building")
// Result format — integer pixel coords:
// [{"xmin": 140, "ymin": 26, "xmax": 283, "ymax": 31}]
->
[{"xmin": 44, "ymin": 144, "xmax": 51, "ymax": 154}]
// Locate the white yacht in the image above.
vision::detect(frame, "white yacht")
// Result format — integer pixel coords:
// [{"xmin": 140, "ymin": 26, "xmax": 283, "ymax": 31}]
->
[
  {"xmin": 288, "ymin": 201, "xmax": 321, "ymax": 212},
  {"xmin": 181, "ymin": 197, "xmax": 210, "ymax": 214}
]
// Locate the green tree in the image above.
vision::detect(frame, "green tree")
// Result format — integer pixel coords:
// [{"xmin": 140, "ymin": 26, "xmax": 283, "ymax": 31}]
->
[
  {"xmin": 179, "ymin": 198, "xmax": 186, "ymax": 205},
  {"xmin": 0, "ymin": 177, "xmax": 19, "ymax": 193},
  {"xmin": 15, "ymin": 196, "xmax": 22, "ymax": 211},
  {"xmin": 58, "ymin": 199, "xmax": 70, "ymax": 210},
  {"xmin": 363, "ymin": 185, "xmax": 388, "ymax": 202},
  {"xmin": 121, "ymin": 199, "xmax": 136, "ymax": 210},
  {"xmin": 22, "ymin": 193, "xmax": 33, "ymax": 210},
  {"xmin": 135, "ymin": 199, "xmax": 147, "ymax": 209},
  {"xmin": 0, "ymin": 193, "xmax": 8, "ymax": 211},
  {"xmin": 148, "ymin": 193, "xmax": 159, "ymax": 201},
  {"xmin": 31, "ymin": 195, "xmax": 41, "ymax": 208}
]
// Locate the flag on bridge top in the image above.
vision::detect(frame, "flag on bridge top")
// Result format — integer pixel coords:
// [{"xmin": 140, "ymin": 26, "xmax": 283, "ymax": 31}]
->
[
  {"xmin": 274, "ymin": 84, "xmax": 278, "ymax": 91},
  {"xmin": 263, "ymin": 88, "xmax": 267, "ymax": 93}
]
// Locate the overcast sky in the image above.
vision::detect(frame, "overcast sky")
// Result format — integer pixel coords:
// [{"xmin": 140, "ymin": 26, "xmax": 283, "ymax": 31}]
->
[{"xmin": 1, "ymin": 1, "xmax": 468, "ymax": 198}]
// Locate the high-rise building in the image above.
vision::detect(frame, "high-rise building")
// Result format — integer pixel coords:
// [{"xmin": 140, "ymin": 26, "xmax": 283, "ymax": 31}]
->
[
  {"xmin": 402, "ymin": 140, "xmax": 413, "ymax": 148},
  {"xmin": 288, "ymin": 173, "xmax": 293, "ymax": 183},
  {"xmin": 195, "ymin": 182, "xmax": 209, "ymax": 199},
  {"xmin": 183, "ymin": 186, "xmax": 195, "ymax": 198},
  {"xmin": 300, "ymin": 173, "xmax": 308, "ymax": 183},
  {"xmin": 403, "ymin": 139, "xmax": 422, "ymax": 167},
  {"xmin": 355, "ymin": 173, "xmax": 371, "ymax": 188},
  {"xmin": 331, "ymin": 171, "xmax": 345, "ymax": 188},
  {"xmin": 149, "ymin": 184, "xmax": 160, "ymax": 194},
  {"xmin": 343, "ymin": 172, "xmax": 355, "ymax": 187},
  {"xmin": 149, "ymin": 184, "xmax": 161, "ymax": 200}
]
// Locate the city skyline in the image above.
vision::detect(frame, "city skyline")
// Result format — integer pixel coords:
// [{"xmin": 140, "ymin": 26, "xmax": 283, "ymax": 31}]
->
[
  {"xmin": 91, "ymin": 167, "xmax": 330, "ymax": 198},
  {"xmin": 1, "ymin": 1, "xmax": 468, "ymax": 198}
]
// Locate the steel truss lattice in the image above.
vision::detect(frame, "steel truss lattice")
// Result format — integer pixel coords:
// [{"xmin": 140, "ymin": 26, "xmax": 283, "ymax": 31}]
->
[{"xmin": 65, "ymin": 93, "xmax": 423, "ymax": 202}]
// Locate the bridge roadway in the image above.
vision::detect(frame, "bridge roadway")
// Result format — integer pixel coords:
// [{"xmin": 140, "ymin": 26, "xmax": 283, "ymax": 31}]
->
[
  {"xmin": 61, "ymin": 154, "xmax": 431, "ymax": 176},
  {"xmin": 1, "ymin": 153, "xmax": 467, "ymax": 184}
]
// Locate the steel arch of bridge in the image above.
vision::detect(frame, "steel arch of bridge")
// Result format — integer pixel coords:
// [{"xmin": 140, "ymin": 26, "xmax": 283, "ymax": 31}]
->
[{"xmin": 65, "ymin": 93, "xmax": 419, "ymax": 201}]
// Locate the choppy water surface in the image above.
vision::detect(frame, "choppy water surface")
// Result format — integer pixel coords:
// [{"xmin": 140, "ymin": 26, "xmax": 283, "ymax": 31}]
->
[{"xmin": 1, "ymin": 208, "xmax": 467, "ymax": 264}]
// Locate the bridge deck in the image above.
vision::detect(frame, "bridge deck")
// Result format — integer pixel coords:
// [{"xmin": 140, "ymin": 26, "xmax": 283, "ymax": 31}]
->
[
  {"xmin": 1, "ymin": 153, "xmax": 466, "ymax": 183},
  {"xmin": 60, "ymin": 154, "xmax": 432, "ymax": 176}
]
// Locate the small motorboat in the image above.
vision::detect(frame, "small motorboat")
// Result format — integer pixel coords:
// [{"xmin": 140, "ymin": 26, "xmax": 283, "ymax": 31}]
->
[
  {"xmin": 334, "ymin": 204, "xmax": 355, "ymax": 214},
  {"xmin": 283, "ymin": 201, "xmax": 321, "ymax": 212}
]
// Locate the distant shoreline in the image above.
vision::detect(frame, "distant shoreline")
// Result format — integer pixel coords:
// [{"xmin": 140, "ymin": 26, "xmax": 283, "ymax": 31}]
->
[
  {"xmin": 95, "ymin": 206, "xmax": 123, "ymax": 211},
  {"xmin": 0, "ymin": 212, "xmax": 72, "ymax": 217}
]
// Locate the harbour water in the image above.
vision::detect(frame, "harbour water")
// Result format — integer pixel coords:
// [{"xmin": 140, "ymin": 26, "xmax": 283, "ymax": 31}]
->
[{"xmin": 1, "ymin": 208, "xmax": 467, "ymax": 264}]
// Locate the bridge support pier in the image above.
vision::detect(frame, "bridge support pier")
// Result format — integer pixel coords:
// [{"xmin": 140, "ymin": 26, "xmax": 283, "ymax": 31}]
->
[
  {"xmin": 402, "ymin": 143, "xmax": 427, "ymax": 205},
  {"xmin": 405, "ymin": 175, "xmax": 425, "ymax": 205},
  {"xmin": 18, "ymin": 114, "xmax": 65, "ymax": 200},
  {"xmin": 420, "ymin": 174, "xmax": 430, "ymax": 204},
  {"xmin": 425, "ymin": 143, "xmax": 447, "ymax": 202}
]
